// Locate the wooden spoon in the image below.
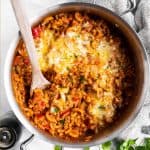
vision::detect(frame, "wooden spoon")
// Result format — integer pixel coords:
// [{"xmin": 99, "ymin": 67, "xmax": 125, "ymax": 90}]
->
[{"xmin": 11, "ymin": 0, "xmax": 50, "ymax": 94}]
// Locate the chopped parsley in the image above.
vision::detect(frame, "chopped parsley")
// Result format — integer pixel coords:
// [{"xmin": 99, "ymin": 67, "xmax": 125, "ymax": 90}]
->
[
  {"xmin": 54, "ymin": 145, "xmax": 62, "ymax": 150},
  {"xmin": 98, "ymin": 105, "xmax": 105, "ymax": 110},
  {"xmin": 84, "ymin": 147, "xmax": 90, "ymax": 150},
  {"xmin": 66, "ymin": 66, "xmax": 70, "ymax": 71},
  {"xmin": 51, "ymin": 107, "xmax": 59, "ymax": 113},
  {"xmin": 59, "ymin": 119, "xmax": 65, "ymax": 125},
  {"xmin": 54, "ymin": 107, "xmax": 59, "ymax": 113},
  {"xmin": 79, "ymin": 75, "xmax": 85, "ymax": 83},
  {"xmin": 54, "ymin": 138, "xmax": 150, "ymax": 150},
  {"xmin": 115, "ymin": 138, "xmax": 150, "ymax": 150},
  {"xmin": 102, "ymin": 141, "xmax": 112, "ymax": 150}
]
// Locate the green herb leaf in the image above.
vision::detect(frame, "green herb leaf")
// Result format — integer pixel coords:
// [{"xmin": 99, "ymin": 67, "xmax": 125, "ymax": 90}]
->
[
  {"xmin": 102, "ymin": 141, "xmax": 112, "ymax": 150},
  {"xmin": 84, "ymin": 147, "xmax": 90, "ymax": 150},
  {"xmin": 54, "ymin": 145, "xmax": 62, "ymax": 150},
  {"xmin": 59, "ymin": 119, "xmax": 65, "ymax": 125},
  {"xmin": 116, "ymin": 139, "xmax": 136, "ymax": 150},
  {"xmin": 66, "ymin": 66, "xmax": 70, "ymax": 71},
  {"xmin": 54, "ymin": 107, "xmax": 59, "ymax": 113},
  {"xmin": 51, "ymin": 107, "xmax": 59, "ymax": 113},
  {"xmin": 144, "ymin": 138, "xmax": 150, "ymax": 149},
  {"xmin": 116, "ymin": 139, "xmax": 125, "ymax": 150},
  {"xmin": 98, "ymin": 105, "xmax": 105, "ymax": 110},
  {"xmin": 79, "ymin": 75, "xmax": 85, "ymax": 83},
  {"xmin": 114, "ymin": 138, "xmax": 150, "ymax": 150},
  {"xmin": 120, "ymin": 139, "xmax": 136, "ymax": 150},
  {"xmin": 135, "ymin": 146, "xmax": 145, "ymax": 150}
]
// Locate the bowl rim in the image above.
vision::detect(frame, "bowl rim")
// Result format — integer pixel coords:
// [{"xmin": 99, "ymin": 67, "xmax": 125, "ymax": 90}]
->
[{"xmin": 4, "ymin": 2, "xmax": 150, "ymax": 147}]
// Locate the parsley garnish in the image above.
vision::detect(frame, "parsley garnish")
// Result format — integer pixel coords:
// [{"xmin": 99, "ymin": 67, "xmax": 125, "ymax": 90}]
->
[
  {"xmin": 79, "ymin": 75, "xmax": 85, "ymax": 83},
  {"xmin": 54, "ymin": 145, "xmax": 62, "ymax": 150},
  {"xmin": 98, "ymin": 105, "xmax": 105, "ymax": 110},
  {"xmin": 84, "ymin": 147, "xmax": 90, "ymax": 150},
  {"xmin": 102, "ymin": 141, "xmax": 112, "ymax": 150},
  {"xmin": 59, "ymin": 119, "xmax": 65, "ymax": 125},
  {"xmin": 54, "ymin": 107, "xmax": 59, "ymax": 113}
]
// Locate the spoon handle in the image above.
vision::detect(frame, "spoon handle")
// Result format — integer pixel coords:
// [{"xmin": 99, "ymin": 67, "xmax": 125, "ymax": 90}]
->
[{"xmin": 11, "ymin": 0, "xmax": 39, "ymax": 73}]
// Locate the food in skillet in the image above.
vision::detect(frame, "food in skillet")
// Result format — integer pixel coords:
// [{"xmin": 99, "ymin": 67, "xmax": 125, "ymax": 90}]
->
[{"xmin": 12, "ymin": 12, "xmax": 135, "ymax": 142}]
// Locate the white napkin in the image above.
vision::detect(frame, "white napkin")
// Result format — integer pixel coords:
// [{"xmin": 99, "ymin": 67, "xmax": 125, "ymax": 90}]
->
[{"xmin": 135, "ymin": 0, "xmax": 150, "ymax": 51}]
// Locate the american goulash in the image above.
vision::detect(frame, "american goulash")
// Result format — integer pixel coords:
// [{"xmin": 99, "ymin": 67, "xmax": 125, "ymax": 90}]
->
[{"xmin": 11, "ymin": 12, "xmax": 135, "ymax": 142}]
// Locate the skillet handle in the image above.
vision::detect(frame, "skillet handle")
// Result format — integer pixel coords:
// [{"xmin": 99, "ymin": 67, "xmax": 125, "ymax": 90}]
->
[
  {"xmin": 91, "ymin": 0, "xmax": 136, "ymax": 16},
  {"xmin": 20, "ymin": 135, "xmax": 34, "ymax": 150}
]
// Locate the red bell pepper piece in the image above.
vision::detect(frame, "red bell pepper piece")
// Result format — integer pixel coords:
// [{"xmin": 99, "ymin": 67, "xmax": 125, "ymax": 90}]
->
[{"xmin": 32, "ymin": 26, "xmax": 42, "ymax": 38}]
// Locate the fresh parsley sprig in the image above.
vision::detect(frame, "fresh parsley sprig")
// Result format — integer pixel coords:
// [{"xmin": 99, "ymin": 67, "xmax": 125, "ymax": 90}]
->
[{"xmin": 54, "ymin": 138, "xmax": 150, "ymax": 150}]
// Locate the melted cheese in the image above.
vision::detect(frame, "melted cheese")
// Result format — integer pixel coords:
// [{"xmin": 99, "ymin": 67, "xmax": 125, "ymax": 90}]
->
[
  {"xmin": 89, "ymin": 95, "xmax": 115, "ymax": 121},
  {"xmin": 36, "ymin": 29, "xmax": 111, "ymax": 74}
]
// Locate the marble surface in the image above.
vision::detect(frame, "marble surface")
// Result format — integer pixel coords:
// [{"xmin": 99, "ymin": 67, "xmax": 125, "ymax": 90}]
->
[{"xmin": 0, "ymin": 0, "xmax": 150, "ymax": 149}]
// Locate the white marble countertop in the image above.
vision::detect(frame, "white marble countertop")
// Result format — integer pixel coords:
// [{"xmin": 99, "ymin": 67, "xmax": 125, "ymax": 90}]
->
[{"xmin": 0, "ymin": 0, "xmax": 150, "ymax": 149}]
